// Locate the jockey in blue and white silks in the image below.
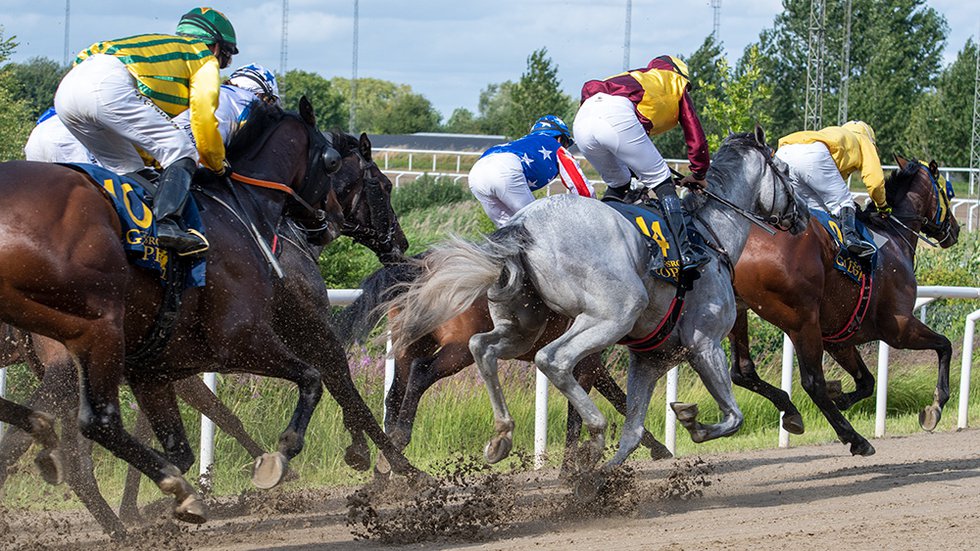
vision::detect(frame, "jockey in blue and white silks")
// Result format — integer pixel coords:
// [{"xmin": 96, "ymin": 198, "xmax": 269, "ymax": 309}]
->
[{"xmin": 469, "ymin": 115, "xmax": 594, "ymax": 227}]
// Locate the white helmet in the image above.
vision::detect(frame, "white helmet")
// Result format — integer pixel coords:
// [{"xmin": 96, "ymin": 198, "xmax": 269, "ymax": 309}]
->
[{"xmin": 229, "ymin": 64, "xmax": 280, "ymax": 104}]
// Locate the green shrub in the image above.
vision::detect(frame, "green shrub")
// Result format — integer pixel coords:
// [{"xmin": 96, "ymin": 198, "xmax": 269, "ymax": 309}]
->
[{"xmin": 390, "ymin": 174, "xmax": 471, "ymax": 214}]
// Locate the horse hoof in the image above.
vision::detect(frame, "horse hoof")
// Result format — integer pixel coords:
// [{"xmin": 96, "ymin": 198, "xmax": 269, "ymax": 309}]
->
[
  {"xmin": 826, "ymin": 379, "xmax": 843, "ymax": 400},
  {"xmin": 782, "ymin": 413, "xmax": 805, "ymax": 435},
  {"xmin": 252, "ymin": 452, "xmax": 289, "ymax": 490},
  {"xmin": 670, "ymin": 402, "xmax": 699, "ymax": 423},
  {"xmin": 572, "ymin": 471, "xmax": 604, "ymax": 502},
  {"xmin": 173, "ymin": 494, "xmax": 208, "ymax": 524},
  {"xmin": 483, "ymin": 435, "xmax": 513, "ymax": 464},
  {"xmin": 374, "ymin": 451, "xmax": 392, "ymax": 476},
  {"xmin": 919, "ymin": 406, "xmax": 942, "ymax": 432},
  {"xmin": 648, "ymin": 443, "xmax": 673, "ymax": 461},
  {"xmin": 850, "ymin": 440, "xmax": 876, "ymax": 457},
  {"xmin": 344, "ymin": 443, "xmax": 371, "ymax": 472},
  {"xmin": 34, "ymin": 448, "xmax": 64, "ymax": 486}
]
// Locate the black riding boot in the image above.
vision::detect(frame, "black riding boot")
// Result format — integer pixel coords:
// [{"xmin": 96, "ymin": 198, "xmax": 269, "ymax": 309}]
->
[
  {"xmin": 655, "ymin": 182, "xmax": 710, "ymax": 274},
  {"xmin": 154, "ymin": 158, "xmax": 208, "ymax": 256},
  {"xmin": 840, "ymin": 205, "xmax": 874, "ymax": 258},
  {"xmin": 602, "ymin": 184, "xmax": 628, "ymax": 201}
]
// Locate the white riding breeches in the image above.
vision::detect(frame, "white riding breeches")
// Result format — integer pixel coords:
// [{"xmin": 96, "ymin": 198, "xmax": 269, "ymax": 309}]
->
[
  {"xmin": 468, "ymin": 152, "xmax": 534, "ymax": 228},
  {"xmin": 24, "ymin": 114, "xmax": 100, "ymax": 165},
  {"xmin": 54, "ymin": 54, "xmax": 196, "ymax": 173},
  {"xmin": 573, "ymin": 92, "xmax": 670, "ymax": 189},
  {"xmin": 775, "ymin": 142, "xmax": 854, "ymax": 215}
]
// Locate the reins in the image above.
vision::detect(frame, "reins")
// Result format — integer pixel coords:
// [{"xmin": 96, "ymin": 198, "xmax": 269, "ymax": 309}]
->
[
  {"xmin": 230, "ymin": 171, "xmax": 324, "ymax": 221},
  {"xmin": 668, "ymin": 165, "xmax": 779, "ymax": 236}
]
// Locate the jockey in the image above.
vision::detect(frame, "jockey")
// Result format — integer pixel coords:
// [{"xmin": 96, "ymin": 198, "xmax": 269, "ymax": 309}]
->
[
  {"xmin": 23, "ymin": 107, "xmax": 100, "ymax": 165},
  {"xmin": 574, "ymin": 55, "xmax": 711, "ymax": 274},
  {"xmin": 468, "ymin": 115, "xmax": 594, "ymax": 227},
  {"xmin": 776, "ymin": 120, "xmax": 886, "ymax": 258},
  {"xmin": 53, "ymin": 7, "xmax": 238, "ymax": 256}
]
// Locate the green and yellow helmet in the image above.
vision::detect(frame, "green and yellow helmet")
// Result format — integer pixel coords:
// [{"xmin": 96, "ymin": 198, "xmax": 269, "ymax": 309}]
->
[{"xmin": 176, "ymin": 7, "xmax": 238, "ymax": 54}]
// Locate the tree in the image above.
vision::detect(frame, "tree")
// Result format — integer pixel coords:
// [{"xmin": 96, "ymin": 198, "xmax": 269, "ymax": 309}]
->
[
  {"xmin": 505, "ymin": 48, "xmax": 575, "ymax": 138},
  {"xmin": 0, "ymin": 29, "xmax": 33, "ymax": 161},
  {"xmin": 475, "ymin": 81, "xmax": 516, "ymax": 135},
  {"xmin": 443, "ymin": 107, "xmax": 482, "ymax": 134},
  {"xmin": 699, "ymin": 46, "xmax": 774, "ymax": 151},
  {"xmin": 3, "ymin": 57, "xmax": 67, "ymax": 119},
  {"xmin": 904, "ymin": 39, "xmax": 977, "ymax": 166},
  {"xmin": 330, "ymin": 77, "xmax": 441, "ymax": 134},
  {"xmin": 375, "ymin": 91, "xmax": 441, "ymax": 134},
  {"xmin": 278, "ymin": 70, "xmax": 346, "ymax": 130}
]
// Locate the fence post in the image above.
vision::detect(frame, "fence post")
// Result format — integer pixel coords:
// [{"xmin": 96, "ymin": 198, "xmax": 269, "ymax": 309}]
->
[
  {"xmin": 199, "ymin": 372, "xmax": 217, "ymax": 477},
  {"xmin": 665, "ymin": 366, "xmax": 678, "ymax": 455},
  {"xmin": 534, "ymin": 368, "xmax": 549, "ymax": 469},
  {"xmin": 779, "ymin": 334, "xmax": 795, "ymax": 448},
  {"xmin": 384, "ymin": 335, "xmax": 395, "ymax": 423},
  {"xmin": 959, "ymin": 309, "xmax": 980, "ymax": 429},
  {"xmin": 875, "ymin": 342, "xmax": 890, "ymax": 437}
]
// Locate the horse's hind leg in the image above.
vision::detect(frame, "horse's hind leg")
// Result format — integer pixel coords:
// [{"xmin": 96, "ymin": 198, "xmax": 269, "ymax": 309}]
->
[
  {"xmin": 118, "ymin": 410, "xmax": 153, "ymax": 523},
  {"xmin": 175, "ymin": 376, "xmax": 265, "ymax": 459},
  {"xmin": 825, "ymin": 346, "xmax": 875, "ymax": 411},
  {"xmin": 589, "ymin": 358, "xmax": 672, "ymax": 460},
  {"xmin": 0, "ymin": 397, "xmax": 62, "ymax": 485},
  {"xmin": 61, "ymin": 417, "xmax": 126, "ymax": 536},
  {"xmin": 729, "ymin": 308, "xmax": 803, "ymax": 434},
  {"xmin": 881, "ymin": 317, "xmax": 952, "ymax": 432},
  {"xmin": 606, "ymin": 353, "xmax": 670, "ymax": 467},
  {"xmin": 391, "ymin": 342, "xmax": 471, "ymax": 448}
]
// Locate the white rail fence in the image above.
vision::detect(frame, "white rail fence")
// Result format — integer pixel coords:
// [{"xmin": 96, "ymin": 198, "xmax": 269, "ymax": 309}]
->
[
  {"xmin": 1, "ymin": 286, "xmax": 975, "ymax": 474},
  {"xmin": 377, "ymin": 148, "xmax": 980, "ymax": 231}
]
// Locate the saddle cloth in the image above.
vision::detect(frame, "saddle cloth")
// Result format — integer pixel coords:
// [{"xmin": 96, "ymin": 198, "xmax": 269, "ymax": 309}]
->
[
  {"xmin": 810, "ymin": 209, "xmax": 879, "ymax": 283},
  {"xmin": 603, "ymin": 199, "xmax": 706, "ymax": 285},
  {"xmin": 61, "ymin": 163, "xmax": 206, "ymax": 288}
]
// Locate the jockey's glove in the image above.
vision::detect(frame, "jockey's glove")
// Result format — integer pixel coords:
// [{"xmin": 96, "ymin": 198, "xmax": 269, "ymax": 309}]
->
[{"xmin": 877, "ymin": 204, "xmax": 892, "ymax": 217}]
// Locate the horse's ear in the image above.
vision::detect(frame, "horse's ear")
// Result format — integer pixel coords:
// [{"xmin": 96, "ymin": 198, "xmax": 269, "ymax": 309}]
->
[
  {"xmin": 928, "ymin": 160, "xmax": 939, "ymax": 176},
  {"xmin": 359, "ymin": 132, "xmax": 372, "ymax": 161},
  {"xmin": 894, "ymin": 154, "xmax": 908, "ymax": 169},
  {"xmin": 299, "ymin": 95, "xmax": 316, "ymax": 126},
  {"xmin": 754, "ymin": 124, "xmax": 766, "ymax": 146}
]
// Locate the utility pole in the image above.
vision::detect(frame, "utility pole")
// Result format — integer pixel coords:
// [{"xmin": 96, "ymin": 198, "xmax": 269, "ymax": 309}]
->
[
  {"xmin": 63, "ymin": 0, "xmax": 70, "ymax": 65},
  {"xmin": 804, "ymin": 0, "xmax": 826, "ymax": 130},
  {"xmin": 279, "ymin": 0, "xmax": 288, "ymax": 75},
  {"xmin": 711, "ymin": 0, "xmax": 722, "ymax": 39},
  {"xmin": 623, "ymin": 0, "xmax": 632, "ymax": 71},
  {"xmin": 350, "ymin": 0, "xmax": 359, "ymax": 133},
  {"xmin": 838, "ymin": 0, "xmax": 852, "ymax": 124}
]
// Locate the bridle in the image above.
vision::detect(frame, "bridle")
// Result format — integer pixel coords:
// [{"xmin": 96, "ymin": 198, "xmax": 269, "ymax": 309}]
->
[
  {"xmin": 339, "ymin": 146, "xmax": 403, "ymax": 262},
  {"xmin": 887, "ymin": 160, "xmax": 956, "ymax": 247}
]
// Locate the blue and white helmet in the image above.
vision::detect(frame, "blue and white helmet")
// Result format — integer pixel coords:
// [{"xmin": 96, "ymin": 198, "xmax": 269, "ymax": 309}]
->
[
  {"xmin": 228, "ymin": 64, "xmax": 280, "ymax": 104},
  {"xmin": 529, "ymin": 114, "xmax": 573, "ymax": 147}
]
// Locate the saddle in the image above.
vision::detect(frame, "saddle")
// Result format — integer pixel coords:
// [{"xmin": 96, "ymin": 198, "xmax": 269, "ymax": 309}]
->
[{"xmin": 810, "ymin": 209, "xmax": 879, "ymax": 283}]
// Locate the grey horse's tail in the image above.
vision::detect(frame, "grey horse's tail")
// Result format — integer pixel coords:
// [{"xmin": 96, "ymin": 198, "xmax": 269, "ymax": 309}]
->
[
  {"xmin": 330, "ymin": 258, "xmax": 424, "ymax": 347},
  {"xmin": 387, "ymin": 224, "xmax": 532, "ymax": 354}
]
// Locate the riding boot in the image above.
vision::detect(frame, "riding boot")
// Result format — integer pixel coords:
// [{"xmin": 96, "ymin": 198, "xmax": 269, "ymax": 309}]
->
[
  {"xmin": 655, "ymin": 182, "xmax": 711, "ymax": 274},
  {"xmin": 601, "ymin": 184, "xmax": 628, "ymax": 202},
  {"xmin": 153, "ymin": 158, "xmax": 208, "ymax": 256},
  {"xmin": 839, "ymin": 206, "xmax": 874, "ymax": 258}
]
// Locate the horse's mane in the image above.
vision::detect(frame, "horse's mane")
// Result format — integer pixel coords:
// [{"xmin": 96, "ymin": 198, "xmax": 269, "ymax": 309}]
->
[
  {"xmin": 326, "ymin": 130, "xmax": 359, "ymax": 158},
  {"xmin": 693, "ymin": 132, "xmax": 762, "ymax": 209},
  {"xmin": 226, "ymin": 100, "xmax": 290, "ymax": 160},
  {"xmin": 883, "ymin": 160, "xmax": 922, "ymax": 210}
]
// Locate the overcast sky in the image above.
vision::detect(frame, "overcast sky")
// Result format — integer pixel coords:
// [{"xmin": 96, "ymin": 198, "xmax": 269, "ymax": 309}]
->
[{"xmin": 1, "ymin": 1, "xmax": 977, "ymax": 120}]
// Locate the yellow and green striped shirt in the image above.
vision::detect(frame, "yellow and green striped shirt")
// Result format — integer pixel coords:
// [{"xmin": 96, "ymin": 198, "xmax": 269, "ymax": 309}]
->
[{"xmin": 75, "ymin": 34, "xmax": 224, "ymax": 172}]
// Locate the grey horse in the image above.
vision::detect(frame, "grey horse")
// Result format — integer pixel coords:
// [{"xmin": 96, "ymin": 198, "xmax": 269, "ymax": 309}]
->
[{"xmin": 389, "ymin": 128, "xmax": 809, "ymax": 469}]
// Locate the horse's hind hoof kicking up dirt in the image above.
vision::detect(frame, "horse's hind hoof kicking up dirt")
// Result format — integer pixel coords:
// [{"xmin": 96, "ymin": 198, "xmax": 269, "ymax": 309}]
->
[
  {"xmin": 158, "ymin": 469, "xmax": 207, "ymax": 524},
  {"xmin": 28, "ymin": 411, "xmax": 64, "ymax": 485}
]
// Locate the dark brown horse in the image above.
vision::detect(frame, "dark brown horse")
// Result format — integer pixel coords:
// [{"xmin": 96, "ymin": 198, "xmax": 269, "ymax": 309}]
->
[
  {"xmin": 333, "ymin": 259, "xmax": 673, "ymax": 474},
  {"xmin": 0, "ymin": 98, "xmax": 417, "ymax": 524},
  {"xmin": 730, "ymin": 157, "xmax": 960, "ymax": 455},
  {"xmin": 0, "ymin": 130, "xmax": 408, "ymax": 534}
]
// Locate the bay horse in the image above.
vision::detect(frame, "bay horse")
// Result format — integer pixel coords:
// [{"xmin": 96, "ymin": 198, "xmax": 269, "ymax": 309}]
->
[
  {"xmin": 332, "ymin": 262, "xmax": 673, "ymax": 475},
  {"xmin": 730, "ymin": 156, "xmax": 960, "ymax": 455},
  {"xmin": 0, "ymin": 98, "xmax": 417, "ymax": 524},
  {"xmin": 0, "ymin": 130, "xmax": 409, "ymax": 534},
  {"xmin": 386, "ymin": 129, "xmax": 808, "ymax": 470}
]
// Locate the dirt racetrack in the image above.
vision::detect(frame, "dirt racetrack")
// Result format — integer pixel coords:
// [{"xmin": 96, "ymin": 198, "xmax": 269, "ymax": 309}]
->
[{"xmin": 5, "ymin": 427, "xmax": 980, "ymax": 550}]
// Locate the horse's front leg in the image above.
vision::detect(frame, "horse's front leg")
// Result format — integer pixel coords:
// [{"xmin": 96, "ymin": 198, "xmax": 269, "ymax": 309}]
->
[
  {"xmin": 881, "ymin": 317, "xmax": 952, "ymax": 432},
  {"xmin": 0, "ymin": 397, "xmax": 63, "ymax": 486},
  {"xmin": 677, "ymin": 341, "xmax": 743, "ymax": 443},
  {"xmin": 129, "ymin": 381, "xmax": 195, "ymax": 474},
  {"xmin": 824, "ymin": 346, "xmax": 875, "ymax": 411}
]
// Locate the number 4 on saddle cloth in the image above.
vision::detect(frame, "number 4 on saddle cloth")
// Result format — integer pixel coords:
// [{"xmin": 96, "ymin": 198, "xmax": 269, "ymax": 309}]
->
[{"xmin": 59, "ymin": 163, "xmax": 206, "ymax": 288}]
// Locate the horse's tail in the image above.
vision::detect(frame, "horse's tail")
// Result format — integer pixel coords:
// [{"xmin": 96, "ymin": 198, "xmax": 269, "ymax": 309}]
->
[
  {"xmin": 387, "ymin": 224, "xmax": 532, "ymax": 354},
  {"xmin": 330, "ymin": 259, "xmax": 424, "ymax": 347}
]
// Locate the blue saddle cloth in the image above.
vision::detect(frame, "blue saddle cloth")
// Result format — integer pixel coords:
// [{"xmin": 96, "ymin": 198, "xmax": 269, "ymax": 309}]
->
[
  {"xmin": 63, "ymin": 163, "xmax": 206, "ymax": 288},
  {"xmin": 603, "ymin": 200, "xmax": 701, "ymax": 285},
  {"xmin": 811, "ymin": 209, "xmax": 878, "ymax": 283}
]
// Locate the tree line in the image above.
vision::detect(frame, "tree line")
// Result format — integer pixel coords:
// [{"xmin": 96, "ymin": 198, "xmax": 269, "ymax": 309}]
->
[{"xmin": 0, "ymin": 0, "xmax": 976, "ymax": 167}]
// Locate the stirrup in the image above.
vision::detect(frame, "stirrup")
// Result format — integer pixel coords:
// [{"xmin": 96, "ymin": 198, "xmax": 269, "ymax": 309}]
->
[{"xmin": 157, "ymin": 224, "xmax": 209, "ymax": 257}]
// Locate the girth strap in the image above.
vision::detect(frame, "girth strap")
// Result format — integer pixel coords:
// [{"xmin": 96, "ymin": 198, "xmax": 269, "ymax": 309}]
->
[
  {"xmin": 822, "ymin": 272, "xmax": 875, "ymax": 343},
  {"xmin": 618, "ymin": 286, "xmax": 687, "ymax": 353}
]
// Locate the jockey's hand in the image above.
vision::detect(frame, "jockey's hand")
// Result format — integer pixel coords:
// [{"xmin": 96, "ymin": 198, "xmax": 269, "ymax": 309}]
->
[
  {"xmin": 213, "ymin": 160, "xmax": 231, "ymax": 178},
  {"xmin": 678, "ymin": 174, "xmax": 708, "ymax": 191},
  {"xmin": 877, "ymin": 204, "xmax": 892, "ymax": 218}
]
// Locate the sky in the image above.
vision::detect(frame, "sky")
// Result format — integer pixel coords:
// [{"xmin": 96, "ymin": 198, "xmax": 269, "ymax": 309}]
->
[{"xmin": 1, "ymin": 1, "xmax": 978, "ymax": 120}]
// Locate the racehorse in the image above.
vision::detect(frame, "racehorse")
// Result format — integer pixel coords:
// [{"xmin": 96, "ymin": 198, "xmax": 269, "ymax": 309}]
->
[
  {"xmin": 730, "ymin": 156, "xmax": 960, "ymax": 455},
  {"xmin": 333, "ymin": 263, "xmax": 673, "ymax": 474},
  {"xmin": 0, "ymin": 129, "xmax": 409, "ymax": 533},
  {"xmin": 0, "ymin": 98, "xmax": 417, "ymax": 524},
  {"xmin": 386, "ymin": 128, "xmax": 809, "ymax": 470}
]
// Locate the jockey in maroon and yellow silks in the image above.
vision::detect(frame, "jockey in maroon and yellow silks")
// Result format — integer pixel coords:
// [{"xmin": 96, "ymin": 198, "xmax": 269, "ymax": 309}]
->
[{"xmin": 581, "ymin": 55, "xmax": 710, "ymax": 180}]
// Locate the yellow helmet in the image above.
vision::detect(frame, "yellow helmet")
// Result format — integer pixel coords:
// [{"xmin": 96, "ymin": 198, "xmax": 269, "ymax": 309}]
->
[{"xmin": 842, "ymin": 120, "xmax": 876, "ymax": 146}]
